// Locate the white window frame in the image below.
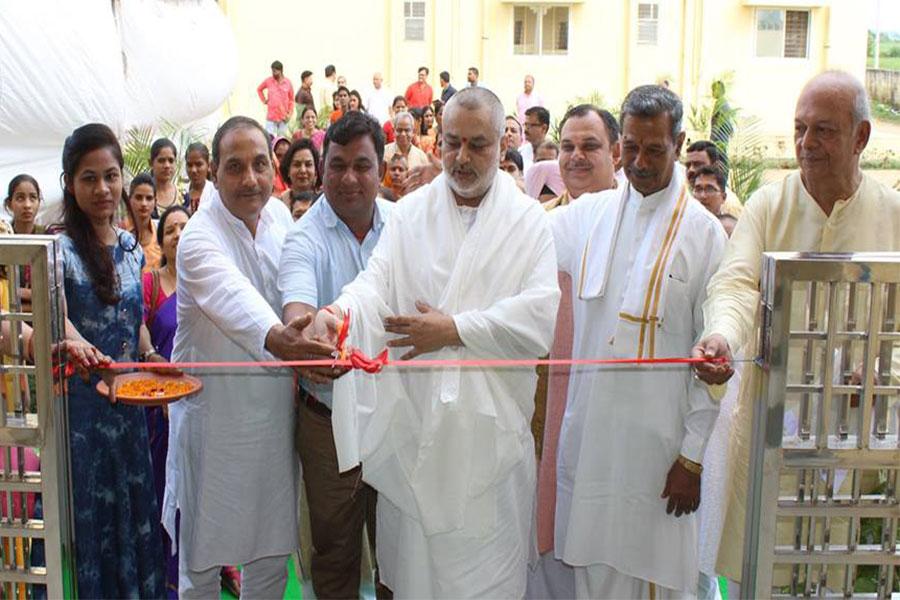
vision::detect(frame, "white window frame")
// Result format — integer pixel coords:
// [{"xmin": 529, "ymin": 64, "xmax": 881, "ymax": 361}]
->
[
  {"xmin": 512, "ymin": 5, "xmax": 570, "ymax": 56},
  {"xmin": 636, "ymin": 2, "xmax": 659, "ymax": 46},
  {"xmin": 404, "ymin": 1, "xmax": 426, "ymax": 42},
  {"xmin": 753, "ymin": 7, "xmax": 811, "ymax": 59}
]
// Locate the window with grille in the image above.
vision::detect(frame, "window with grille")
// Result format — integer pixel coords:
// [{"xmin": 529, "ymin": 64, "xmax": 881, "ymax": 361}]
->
[
  {"xmin": 637, "ymin": 2, "xmax": 659, "ymax": 45},
  {"xmin": 404, "ymin": 1, "xmax": 425, "ymax": 41},
  {"xmin": 755, "ymin": 8, "xmax": 810, "ymax": 58},
  {"xmin": 513, "ymin": 6, "xmax": 569, "ymax": 55}
]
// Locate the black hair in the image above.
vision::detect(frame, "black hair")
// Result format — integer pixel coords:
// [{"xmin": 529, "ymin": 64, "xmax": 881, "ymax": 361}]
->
[
  {"xmin": 149, "ymin": 138, "xmax": 177, "ymax": 165},
  {"xmin": 156, "ymin": 204, "xmax": 190, "ymax": 267},
  {"xmin": 560, "ymin": 104, "xmax": 620, "ymax": 146},
  {"xmin": 686, "ymin": 139, "xmax": 723, "ymax": 165},
  {"xmin": 280, "ymin": 138, "xmax": 322, "ymax": 190},
  {"xmin": 419, "ymin": 104, "xmax": 435, "ymax": 134},
  {"xmin": 126, "ymin": 172, "xmax": 156, "ymax": 245},
  {"xmin": 271, "ymin": 60, "xmax": 283, "ymax": 71},
  {"xmin": 325, "ymin": 64, "xmax": 336, "ymax": 77},
  {"xmin": 468, "ymin": 66, "xmax": 479, "ymax": 77},
  {"xmin": 323, "ymin": 111, "xmax": 385, "ymax": 165},
  {"xmin": 439, "ymin": 71, "xmax": 450, "ymax": 83},
  {"xmin": 128, "ymin": 172, "xmax": 156, "ymax": 197},
  {"xmin": 185, "ymin": 142, "xmax": 210, "ymax": 162},
  {"xmin": 61, "ymin": 123, "xmax": 131, "ymax": 305},
  {"xmin": 4, "ymin": 174, "xmax": 41, "ymax": 210},
  {"xmin": 337, "ymin": 86, "xmax": 350, "ymax": 96},
  {"xmin": 525, "ymin": 106, "xmax": 550, "ymax": 128},
  {"xmin": 211, "ymin": 116, "xmax": 270, "ymax": 165},
  {"xmin": 418, "ymin": 66, "xmax": 429, "ymax": 76},
  {"xmin": 289, "ymin": 190, "xmax": 318, "ymax": 210},
  {"xmin": 694, "ymin": 164, "xmax": 727, "ymax": 193},
  {"xmin": 301, "ymin": 70, "xmax": 313, "ymax": 81},
  {"xmin": 185, "ymin": 142, "xmax": 212, "ymax": 182},
  {"xmin": 349, "ymin": 90, "xmax": 366, "ymax": 112},
  {"xmin": 620, "ymin": 84, "xmax": 683, "ymax": 142},
  {"xmin": 503, "ymin": 149, "xmax": 524, "ymax": 173},
  {"xmin": 392, "ymin": 95, "xmax": 406, "ymax": 108},
  {"xmin": 537, "ymin": 140, "xmax": 559, "ymax": 157}
]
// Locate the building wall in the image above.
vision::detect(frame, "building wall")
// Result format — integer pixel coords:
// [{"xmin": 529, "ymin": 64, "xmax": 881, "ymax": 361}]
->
[{"xmin": 221, "ymin": 0, "xmax": 869, "ymax": 153}]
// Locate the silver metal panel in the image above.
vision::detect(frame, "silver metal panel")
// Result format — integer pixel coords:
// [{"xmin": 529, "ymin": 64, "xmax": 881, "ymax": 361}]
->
[
  {"xmin": 0, "ymin": 236, "xmax": 75, "ymax": 598},
  {"xmin": 742, "ymin": 252, "xmax": 900, "ymax": 599}
]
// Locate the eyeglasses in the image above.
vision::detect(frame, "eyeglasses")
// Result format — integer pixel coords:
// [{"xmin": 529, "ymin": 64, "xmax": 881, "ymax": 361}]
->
[{"xmin": 692, "ymin": 185, "xmax": 723, "ymax": 197}]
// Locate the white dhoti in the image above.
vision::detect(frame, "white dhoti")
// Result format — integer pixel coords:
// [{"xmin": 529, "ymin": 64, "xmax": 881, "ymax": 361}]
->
[
  {"xmin": 376, "ymin": 449, "xmax": 535, "ymax": 599},
  {"xmin": 575, "ymin": 564, "xmax": 696, "ymax": 600}
]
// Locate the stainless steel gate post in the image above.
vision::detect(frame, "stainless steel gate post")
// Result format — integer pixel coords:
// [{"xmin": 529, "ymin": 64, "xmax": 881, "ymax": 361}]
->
[
  {"xmin": 741, "ymin": 252, "xmax": 900, "ymax": 599},
  {"xmin": 0, "ymin": 236, "xmax": 76, "ymax": 598}
]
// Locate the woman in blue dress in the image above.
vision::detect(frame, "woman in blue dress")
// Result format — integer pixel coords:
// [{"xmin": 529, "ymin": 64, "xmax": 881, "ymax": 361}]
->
[{"xmin": 59, "ymin": 123, "xmax": 166, "ymax": 598}]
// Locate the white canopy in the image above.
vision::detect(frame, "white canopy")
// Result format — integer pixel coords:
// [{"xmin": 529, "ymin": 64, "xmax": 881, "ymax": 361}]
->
[{"xmin": 0, "ymin": 0, "xmax": 238, "ymax": 221}]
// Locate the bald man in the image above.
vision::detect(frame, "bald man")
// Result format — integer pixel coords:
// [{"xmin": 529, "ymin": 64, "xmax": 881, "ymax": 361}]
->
[
  {"xmin": 315, "ymin": 87, "xmax": 559, "ymax": 598},
  {"xmin": 693, "ymin": 71, "xmax": 900, "ymax": 591},
  {"xmin": 365, "ymin": 72, "xmax": 393, "ymax": 125}
]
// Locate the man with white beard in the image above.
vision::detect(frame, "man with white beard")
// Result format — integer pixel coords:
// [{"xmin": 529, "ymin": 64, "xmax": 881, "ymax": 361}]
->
[{"xmin": 314, "ymin": 87, "xmax": 560, "ymax": 598}]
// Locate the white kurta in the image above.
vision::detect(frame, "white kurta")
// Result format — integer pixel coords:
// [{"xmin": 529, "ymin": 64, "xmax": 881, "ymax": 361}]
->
[
  {"xmin": 331, "ymin": 171, "xmax": 560, "ymax": 598},
  {"xmin": 165, "ymin": 190, "xmax": 298, "ymax": 570},
  {"xmin": 550, "ymin": 167, "xmax": 726, "ymax": 593}
]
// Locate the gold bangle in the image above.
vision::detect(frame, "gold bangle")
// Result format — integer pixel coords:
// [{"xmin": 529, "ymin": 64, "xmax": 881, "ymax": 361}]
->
[{"xmin": 677, "ymin": 455, "xmax": 703, "ymax": 476}]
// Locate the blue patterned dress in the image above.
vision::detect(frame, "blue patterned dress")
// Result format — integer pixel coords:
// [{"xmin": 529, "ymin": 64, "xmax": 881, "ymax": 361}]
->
[{"xmin": 60, "ymin": 230, "xmax": 165, "ymax": 599}]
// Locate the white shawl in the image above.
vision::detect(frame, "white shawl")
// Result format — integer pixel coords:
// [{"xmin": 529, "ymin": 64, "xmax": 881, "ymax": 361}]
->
[
  {"xmin": 577, "ymin": 167, "xmax": 690, "ymax": 358},
  {"xmin": 332, "ymin": 171, "xmax": 560, "ymax": 536}
]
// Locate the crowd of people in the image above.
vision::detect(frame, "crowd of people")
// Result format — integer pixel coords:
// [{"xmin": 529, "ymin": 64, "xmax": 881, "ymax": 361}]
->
[{"xmin": 1, "ymin": 64, "xmax": 898, "ymax": 600}]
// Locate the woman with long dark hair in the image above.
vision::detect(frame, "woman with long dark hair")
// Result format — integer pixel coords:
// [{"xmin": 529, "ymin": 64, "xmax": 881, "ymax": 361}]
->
[
  {"xmin": 125, "ymin": 172, "xmax": 161, "ymax": 272},
  {"xmin": 149, "ymin": 137, "xmax": 182, "ymax": 216},
  {"xmin": 183, "ymin": 142, "xmax": 212, "ymax": 213},
  {"xmin": 59, "ymin": 122, "xmax": 166, "ymax": 598}
]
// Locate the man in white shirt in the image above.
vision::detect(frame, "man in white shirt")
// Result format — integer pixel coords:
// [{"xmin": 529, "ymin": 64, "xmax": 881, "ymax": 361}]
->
[
  {"xmin": 520, "ymin": 106, "xmax": 550, "ymax": 172},
  {"xmin": 382, "ymin": 112, "xmax": 430, "ymax": 169},
  {"xmin": 516, "ymin": 74, "xmax": 545, "ymax": 125},
  {"xmin": 278, "ymin": 112, "xmax": 394, "ymax": 599},
  {"xmin": 550, "ymin": 85, "xmax": 726, "ymax": 598},
  {"xmin": 365, "ymin": 72, "xmax": 393, "ymax": 125},
  {"xmin": 529, "ymin": 103, "xmax": 622, "ymax": 600},
  {"xmin": 319, "ymin": 64, "xmax": 338, "ymax": 115},
  {"xmin": 168, "ymin": 116, "xmax": 336, "ymax": 599},
  {"xmin": 314, "ymin": 87, "xmax": 560, "ymax": 598}
]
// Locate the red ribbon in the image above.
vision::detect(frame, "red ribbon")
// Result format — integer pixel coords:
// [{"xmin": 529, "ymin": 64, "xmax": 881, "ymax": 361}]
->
[
  {"xmin": 105, "ymin": 354, "xmax": 724, "ymax": 373},
  {"xmin": 95, "ymin": 305, "xmax": 728, "ymax": 374}
]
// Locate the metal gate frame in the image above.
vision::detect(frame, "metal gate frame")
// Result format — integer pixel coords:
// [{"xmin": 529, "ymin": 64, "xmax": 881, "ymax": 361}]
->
[
  {"xmin": 0, "ymin": 236, "xmax": 76, "ymax": 598},
  {"xmin": 742, "ymin": 252, "xmax": 900, "ymax": 599}
]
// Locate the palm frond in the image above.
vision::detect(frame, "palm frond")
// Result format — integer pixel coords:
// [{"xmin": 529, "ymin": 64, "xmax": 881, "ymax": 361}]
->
[
  {"xmin": 123, "ymin": 125, "xmax": 154, "ymax": 179},
  {"xmin": 726, "ymin": 115, "xmax": 767, "ymax": 203}
]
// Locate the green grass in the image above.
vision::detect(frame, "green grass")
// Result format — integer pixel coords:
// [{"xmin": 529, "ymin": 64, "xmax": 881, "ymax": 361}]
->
[
  {"xmin": 869, "ymin": 39, "xmax": 900, "ymax": 70},
  {"xmin": 873, "ymin": 101, "xmax": 900, "ymax": 125},
  {"xmin": 868, "ymin": 55, "xmax": 900, "ymax": 70},
  {"xmin": 220, "ymin": 557, "xmax": 303, "ymax": 599}
]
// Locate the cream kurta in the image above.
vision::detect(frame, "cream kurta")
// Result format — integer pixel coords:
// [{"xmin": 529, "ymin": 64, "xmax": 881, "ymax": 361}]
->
[
  {"xmin": 166, "ymin": 191, "xmax": 298, "ymax": 570},
  {"xmin": 331, "ymin": 171, "xmax": 560, "ymax": 598},
  {"xmin": 551, "ymin": 167, "xmax": 726, "ymax": 593},
  {"xmin": 704, "ymin": 170, "xmax": 900, "ymax": 581},
  {"xmin": 383, "ymin": 142, "xmax": 430, "ymax": 169}
]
